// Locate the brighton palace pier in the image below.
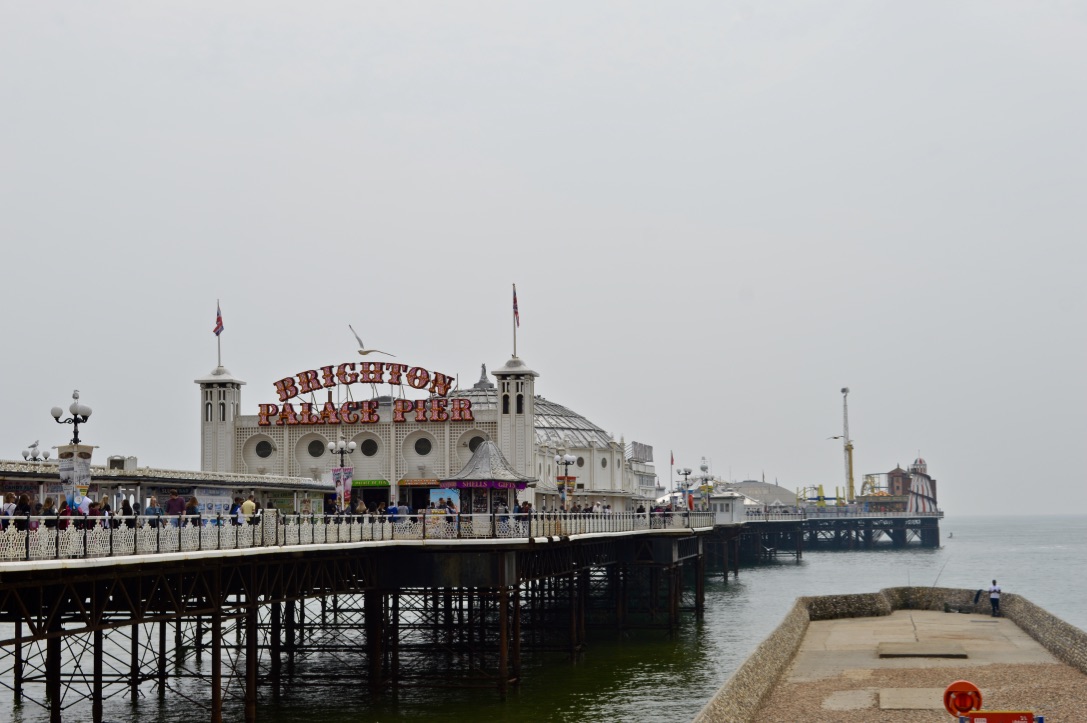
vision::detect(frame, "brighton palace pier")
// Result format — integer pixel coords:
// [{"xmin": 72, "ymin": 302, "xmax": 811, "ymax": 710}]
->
[{"xmin": 0, "ymin": 348, "xmax": 939, "ymax": 722}]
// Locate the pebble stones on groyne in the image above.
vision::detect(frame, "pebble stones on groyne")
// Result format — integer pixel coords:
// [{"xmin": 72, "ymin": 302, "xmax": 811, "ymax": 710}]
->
[{"xmin": 693, "ymin": 587, "xmax": 1087, "ymax": 723}]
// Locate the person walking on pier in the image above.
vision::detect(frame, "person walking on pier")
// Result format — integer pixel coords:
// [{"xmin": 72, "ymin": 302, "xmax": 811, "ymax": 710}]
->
[{"xmin": 989, "ymin": 580, "xmax": 1002, "ymax": 617}]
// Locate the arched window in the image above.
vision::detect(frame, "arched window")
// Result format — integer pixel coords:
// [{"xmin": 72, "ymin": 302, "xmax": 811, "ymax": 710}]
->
[
  {"xmin": 205, "ymin": 403, "xmax": 212, "ymax": 422},
  {"xmin": 502, "ymin": 394, "xmax": 510, "ymax": 414},
  {"xmin": 516, "ymin": 394, "xmax": 524, "ymax": 414},
  {"xmin": 220, "ymin": 402, "xmax": 226, "ymax": 422}
]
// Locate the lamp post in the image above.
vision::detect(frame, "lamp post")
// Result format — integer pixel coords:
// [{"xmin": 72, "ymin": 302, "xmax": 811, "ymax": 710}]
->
[
  {"xmin": 697, "ymin": 458, "xmax": 714, "ymax": 511},
  {"xmin": 677, "ymin": 467, "xmax": 692, "ymax": 509},
  {"xmin": 22, "ymin": 441, "xmax": 50, "ymax": 462},
  {"xmin": 328, "ymin": 437, "xmax": 356, "ymax": 467},
  {"xmin": 51, "ymin": 390, "xmax": 92, "ymax": 445},
  {"xmin": 555, "ymin": 451, "xmax": 577, "ymax": 511},
  {"xmin": 328, "ymin": 437, "xmax": 356, "ymax": 512}
]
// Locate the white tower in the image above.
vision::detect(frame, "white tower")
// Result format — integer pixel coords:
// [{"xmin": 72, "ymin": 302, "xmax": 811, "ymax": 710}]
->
[
  {"xmin": 195, "ymin": 365, "xmax": 245, "ymax": 472},
  {"xmin": 491, "ymin": 355, "xmax": 538, "ymax": 476}
]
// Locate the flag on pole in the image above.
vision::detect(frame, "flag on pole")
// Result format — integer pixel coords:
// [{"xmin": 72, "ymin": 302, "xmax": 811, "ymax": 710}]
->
[
  {"xmin": 513, "ymin": 284, "xmax": 520, "ymax": 327},
  {"xmin": 670, "ymin": 450, "xmax": 674, "ymax": 466},
  {"xmin": 213, "ymin": 303, "xmax": 224, "ymax": 336}
]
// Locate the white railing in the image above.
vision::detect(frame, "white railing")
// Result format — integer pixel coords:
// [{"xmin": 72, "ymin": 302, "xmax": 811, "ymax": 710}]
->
[
  {"xmin": 0, "ymin": 510, "xmax": 715, "ymax": 562},
  {"xmin": 743, "ymin": 509, "xmax": 944, "ymax": 522}
]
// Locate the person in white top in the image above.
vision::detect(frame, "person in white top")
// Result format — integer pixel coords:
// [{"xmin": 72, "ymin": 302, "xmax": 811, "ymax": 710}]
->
[{"xmin": 989, "ymin": 579, "xmax": 1001, "ymax": 617}]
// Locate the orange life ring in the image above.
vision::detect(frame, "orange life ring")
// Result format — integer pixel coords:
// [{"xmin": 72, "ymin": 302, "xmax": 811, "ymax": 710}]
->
[{"xmin": 943, "ymin": 680, "xmax": 982, "ymax": 716}]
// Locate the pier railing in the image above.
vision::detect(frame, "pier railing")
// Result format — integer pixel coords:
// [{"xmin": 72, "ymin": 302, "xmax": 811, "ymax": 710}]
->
[
  {"xmin": 0, "ymin": 510, "xmax": 715, "ymax": 562},
  {"xmin": 744, "ymin": 509, "xmax": 944, "ymax": 522}
]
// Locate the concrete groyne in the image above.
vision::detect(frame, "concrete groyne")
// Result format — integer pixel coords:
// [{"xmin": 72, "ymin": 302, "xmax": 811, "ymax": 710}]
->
[{"xmin": 693, "ymin": 586, "xmax": 1087, "ymax": 723}]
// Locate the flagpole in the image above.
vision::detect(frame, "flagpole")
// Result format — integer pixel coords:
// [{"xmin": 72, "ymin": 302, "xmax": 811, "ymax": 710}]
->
[
  {"xmin": 512, "ymin": 284, "xmax": 518, "ymax": 357},
  {"xmin": 217, "ymin": 298, "xmax": 222, "ymax": 368},
  {"xmin": 670, "ymin": 450, "xmax": 674, "ymax": 503}
]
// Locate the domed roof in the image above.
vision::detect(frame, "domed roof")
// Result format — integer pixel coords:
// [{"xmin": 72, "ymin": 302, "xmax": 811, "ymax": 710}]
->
[
  {"xmin": 914, "ymin": 456, "xmax": 926, "ymax": 465},
  {"xmin": 452, "ymin": 385, "xmax": 613, "ymax": 449}
]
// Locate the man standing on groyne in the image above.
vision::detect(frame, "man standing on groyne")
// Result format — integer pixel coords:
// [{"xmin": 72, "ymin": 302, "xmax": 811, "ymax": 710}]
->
[{"xmin": 989, "ymin": 579, "xmax": 1002, "ymax": 617}]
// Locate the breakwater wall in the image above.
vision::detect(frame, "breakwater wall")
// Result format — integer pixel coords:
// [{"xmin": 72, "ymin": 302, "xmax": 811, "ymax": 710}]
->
[{"xmin": 693, "ymin": 586, "xmax": 1087, "ymax": 723}]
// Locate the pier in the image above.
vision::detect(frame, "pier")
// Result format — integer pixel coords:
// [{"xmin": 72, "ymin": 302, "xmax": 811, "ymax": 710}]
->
[{"xmin": 0, "ymin": 511, "xmax": 713, "ymax": 722}]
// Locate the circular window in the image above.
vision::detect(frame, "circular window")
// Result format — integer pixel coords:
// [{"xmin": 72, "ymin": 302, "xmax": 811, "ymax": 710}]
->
[
  {"xmin": 577, "ymin": 457, "xmax": 585, "ymax": 467},
  {"xmin": 414, "ymin": 438, "xmax": 432, "ymax": 456},
  {"xmin": 255, "ymin": 440, "xmax": 273, "ymax": 459},
  {"xmin": 307, "ymin": 440, "xmax": 325, "ymax": 458},
  {"xmin": 601, "ymin": 457, "xmax": 608, "ymax": 469},
  {"xmin": 468, "ymin": 436, "xmax": 485, "ymax": 452},
  {"xmin": 360, "ymin": 439, "xmax": 378, "ymax": 457}
]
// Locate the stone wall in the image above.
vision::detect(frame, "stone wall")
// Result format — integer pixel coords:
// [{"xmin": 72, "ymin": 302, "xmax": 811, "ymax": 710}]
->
[{"xmin": 692, "ymin": 586, "xmax": 1087, "ymax": 723}]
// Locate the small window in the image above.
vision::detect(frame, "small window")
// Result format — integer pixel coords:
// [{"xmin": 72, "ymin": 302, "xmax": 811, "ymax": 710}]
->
[
  {"xmin": 601, "ymin": 458, "xmax": 607, "ymax": 469},
  {"xmin": 468, "ymin": 436, "xmax": 485, "ymax": 452},
  {"xmin": 516, "ymin": 394, "xmax": 524, "ymax": 414},
  {"xmin": 360, "ymin": 439, "xmax": 378, "ymax": 457},
  {"xmin": 307, "ymin": 440, "xmax": 325, "ymax": 458},
  {"xmin": 220, "ymin": 402, "xmax": 226, "ymax": 422},
  {"xmin": 577, "ymin": 457, "xmax": 585, "ymax": 468},
  {"xmin": 205, "ymin": 403, "xmax": 212, "ymax": 422},
  {"xmin": 502, "ymin": 394, "xmax": 510, "ymax": 414},
  {"xmin": 414, "ymin": 438, "xmax": 432, "ymax": 456},
  {"xmin": 256, "ymin": 441, "xmax": 273, "ymax": 459}
]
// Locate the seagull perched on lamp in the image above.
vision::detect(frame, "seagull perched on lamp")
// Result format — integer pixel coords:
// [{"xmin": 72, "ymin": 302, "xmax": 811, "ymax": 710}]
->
[{"xmin": 349, "ymin": 325, "xmax": 394, "ymax": 357}]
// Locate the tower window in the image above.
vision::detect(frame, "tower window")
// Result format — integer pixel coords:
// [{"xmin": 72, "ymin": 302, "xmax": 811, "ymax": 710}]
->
[
  {"xmin": 601, "ymin": 458, "xmax": 608, "ymax": 469},
  {"xmin": 205, "ymin": 403, "xmax": 212, "ymax": 422},
  {"xmin": 414, "ymin": 438, "xmax": 432, "ymax": 456},
  {"xmin": 220, "ymin": 402, "xmax": 226, "ymax": 422},
  {"xmin": 256, "ymin": 441, "xmax": 273, "ymax": 458},
  {"xmin": 360, "ymin": 439, "xmax": 379, "ymax": 457},
  {"xmin": 502, "ymin": 394, "xmax": 510, "ymax": 414},
  {"xmin": 307, "ymin": 440, "xmax": 325, "ymax": 458},
  {"xmin": 516, "ymin": 394, "xmax": 524, "ymax": 414}
]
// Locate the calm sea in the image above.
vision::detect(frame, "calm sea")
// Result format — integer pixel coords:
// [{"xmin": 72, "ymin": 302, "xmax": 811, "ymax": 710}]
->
[{"xmin": 10, "ymin": 514, "xmax": 1086, "ymax": 722}]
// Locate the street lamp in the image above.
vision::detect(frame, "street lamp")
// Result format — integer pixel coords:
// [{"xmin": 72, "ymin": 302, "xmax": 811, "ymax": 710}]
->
[
  {"xmin": 677, "ymin": 467, "xmax": 692, "ymax": 509},
  {"xmin": 328, "ymin": 436, "xmax": 357, "ymax": 467},
  {"xmin": 554, "ymin": 451, "xmax": 577, "ymax": 511},
  {"xmin": 697, "ymin": 458, "xmax": 714, "ymax": 511},
  {"xmin": 51, "ymin": 390, "xmax": 92, "ymax": 445},
  {"xmin": 22, "ymin": 441, "xmax": 50, "ymax": 462}
]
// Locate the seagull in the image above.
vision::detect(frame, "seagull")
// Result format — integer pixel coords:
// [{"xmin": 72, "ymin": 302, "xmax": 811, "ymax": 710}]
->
[
  {"xmin": 348, "ymin": 325, "xmax": 394, "ymax": 357},
  {"xmin": 72, "ymin": 389, "xmax": 80, "ymax": 400},
  {"xmin": 28, "ymin": 440, "xmax": 38, "ymax": 448}
]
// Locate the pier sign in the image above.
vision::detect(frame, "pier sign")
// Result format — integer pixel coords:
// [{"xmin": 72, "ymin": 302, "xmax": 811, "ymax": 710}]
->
[{"xmin": 258, "ymin": 361, "xmax": 474, "ymax": 426}]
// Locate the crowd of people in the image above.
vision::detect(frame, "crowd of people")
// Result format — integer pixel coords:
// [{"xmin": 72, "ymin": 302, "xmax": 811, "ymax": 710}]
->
[{"xmin": 1, "ymin": 490, "xmax": 687, "ymax": 533}]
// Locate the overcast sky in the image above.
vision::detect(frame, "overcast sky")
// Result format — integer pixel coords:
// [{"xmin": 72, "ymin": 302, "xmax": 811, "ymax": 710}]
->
[{"xmin": 2, "ymin": 2, "xmax": 1083, "ymax": 516}]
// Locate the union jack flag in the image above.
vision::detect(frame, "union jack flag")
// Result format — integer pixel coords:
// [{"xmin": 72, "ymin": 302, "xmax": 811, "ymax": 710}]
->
[
  {"xmin": 213, "ymin": 303, "xmax": 224, "ymax": 336},
  {"xmin": 513, "ymin": 285, "xmax": 520, "ymax": 327}
]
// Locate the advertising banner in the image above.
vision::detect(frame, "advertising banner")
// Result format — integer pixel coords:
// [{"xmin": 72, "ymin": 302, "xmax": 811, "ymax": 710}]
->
[
  {"xmin": 196, "ymin": 486, "xmax": 233, "ymax": 517},
  {"xmin": 332, "ymin": 467, "xmax": 353, "ymax": 510},
  {"xmin": 57, "ymin": 444, "xmax": 93, "ymax": 507}
]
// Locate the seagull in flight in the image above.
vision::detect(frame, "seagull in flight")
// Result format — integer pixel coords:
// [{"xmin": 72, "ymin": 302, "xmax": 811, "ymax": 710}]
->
[{"xmin": 349, "ymin": 325, "xmax": 394, "ymax": 357}]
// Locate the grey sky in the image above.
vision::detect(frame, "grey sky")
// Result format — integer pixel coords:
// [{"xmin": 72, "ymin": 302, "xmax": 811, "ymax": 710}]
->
[{"xmin": 2, "ymin": 3, "xmax": 1083, "ymax": 515}]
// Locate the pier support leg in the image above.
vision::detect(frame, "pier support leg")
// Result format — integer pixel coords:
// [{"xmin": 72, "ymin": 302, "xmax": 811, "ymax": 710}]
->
[
  {"xmin": 158, "ymin": 620, "xmax": 167, "ymax": 696},
  {"xmin": 14, "ymin": 620, "xmax": 22, "ymax": 705},
  {"xmin": 365, "ymin": 590, "xmax": 384, "ymax": 688},
  {"xmin": 47, "ymin": 617, "xmax": 61, "ymax": 723},
  {"xmin": 498, "ymin": 585, "xmax": 509, "ymax": 696},
  {"xmin": 211, "ymin": 603, "xmax": 223, "ymax": 723},
  {"xmin": 245, "ymin": 601, "xmax": 258, "ymax": 722},
  {"xmin": 512, "ymin": 585, "xmax": 521, "ymax": 685},
  {"xmin": 93, "ymin": 628, "xmax": 103, "ymax": 723},
  {"xmin": 696, "ymin": 553, "xmax": 705, "ymax": 618},
  {"xmin": 130, "ymin": 622, "xmax": 139, "ymax": 703},
  {"xmin": 270, "ymin": 601, "xmax": 282, "ymax": 683}
]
